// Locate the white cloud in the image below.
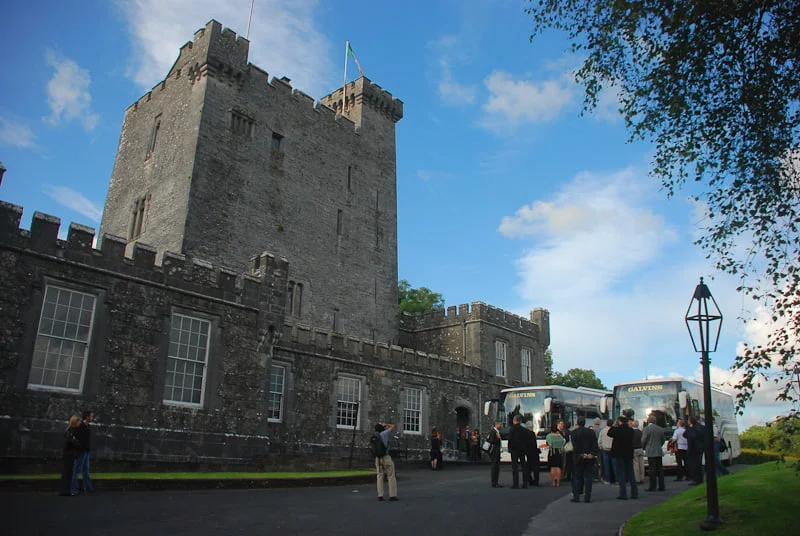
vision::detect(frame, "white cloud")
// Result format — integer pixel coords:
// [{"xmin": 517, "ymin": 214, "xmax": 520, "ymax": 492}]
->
[
  {"xmin": 43, "ymin": 51, "xmax": 99, "ymax": 131},
  {"xmin": 0, "ymin": 117, "xmax": 36, "ymax": 148},
  {"xmin": 482, "ymin": 71, "xmax": 574, "ymax": 126},
  {"xmin": 42, "ymin": 185, "xmax": 103, "ymax": 223},
  {"xmin": 500, "ymin": 167, "xmax": 678, "ymax": 299},
  {"xmin": 437, "ymin": 59, "xmax": 476, "ymax": 106},
  {"xmin": 120, "ymin": 0, "xmax": 332, "ymax": 98}
]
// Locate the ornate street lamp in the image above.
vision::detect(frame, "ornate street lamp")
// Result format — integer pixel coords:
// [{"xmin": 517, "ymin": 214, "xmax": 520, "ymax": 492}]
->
[{"xmin": 685, "ymin": 277, "xmax": 723, "ymax": 530}]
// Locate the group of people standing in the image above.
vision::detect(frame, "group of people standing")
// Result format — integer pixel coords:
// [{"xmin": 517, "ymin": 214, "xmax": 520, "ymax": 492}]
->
[
  {"xmin": 59, "ymin": 410, "xmax": 95, "ymax": 496},
  {"xmin": 669, "ymin": 416, "xmax": 729, "ymax": 485},
  {"xmin": 486, "ymin": 416, "xmax": 541, "ymax": 489}
]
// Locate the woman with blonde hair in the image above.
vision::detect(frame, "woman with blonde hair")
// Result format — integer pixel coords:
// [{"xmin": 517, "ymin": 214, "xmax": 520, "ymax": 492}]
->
[{"xmin": 59, "ymin": 415, "xmax": 81, "ymax": 496}]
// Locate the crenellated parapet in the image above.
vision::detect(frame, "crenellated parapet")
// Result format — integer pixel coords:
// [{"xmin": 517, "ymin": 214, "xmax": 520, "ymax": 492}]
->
[
  {"xmin": 320, "ymin": 77, "xmax": 403, "ymax": 123},
  {"xmin": 0, "ymin": 201, "xmax": 285, "ymax": 309},
  {"xmin": 280, "ymin": 319, "xmax": 486, "ymax": 383},
  {"xmin": 399, "ymin": 301, "xmax": 544, "ymax": 338},
  {"xmin": 123, "ymin": 19, "xmax": 370, "ymax": 138}
]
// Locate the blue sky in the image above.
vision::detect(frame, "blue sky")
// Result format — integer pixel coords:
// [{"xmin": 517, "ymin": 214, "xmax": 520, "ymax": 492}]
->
[{"xmin": 0, "ymin": 0, "xmax": 792, "ymax": 429}]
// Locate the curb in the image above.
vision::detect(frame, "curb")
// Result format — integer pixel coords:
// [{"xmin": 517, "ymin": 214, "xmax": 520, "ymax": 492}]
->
[{"xmin": 0, "ymin": 474, "xmax": 375, "ymax": 493}]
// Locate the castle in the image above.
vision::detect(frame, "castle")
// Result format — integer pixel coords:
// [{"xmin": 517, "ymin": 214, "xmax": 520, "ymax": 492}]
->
[{"xmin": 0, "ymin": 20, "xmax": 549, "ymax": 470}]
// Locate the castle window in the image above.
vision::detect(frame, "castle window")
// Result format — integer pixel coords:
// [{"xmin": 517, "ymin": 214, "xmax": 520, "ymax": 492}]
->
[
  {"xmin": 332, "ymin": 308, "xmax": 339, "ymax": 332},
  {"xmin": 521, "ymin": 347, "xmax": 532, "ymax": 383},
  {"xmin": 347, "ymin": 166, "xmax": 352, "ymax": 192},
  {"xmin": 287, "ymin": 281, "xmax": 303, "ymax": 317},
  {"xmin": 28, "ymin": 285, "xmax": 97, "ymax": 393},
  {"xmin": 337, "ymin": 209, "xmax": 343, "ymax": 236},
  {"xmin": 163, "ymin": 313, "xmax": 210, "ymax": 407},
  {"xmin": 129, "ymin": 195, "xmax": 148, "ymax": 240},
  {"xmin": 403, "ymin": 387, "xmax": 422, "ymax": 434},
  {"xmin": 336, "ymin": 375, "xmax": 361, "ymax": 429},
  {"xmin": 271, "ymin": 132, "xmax": 283, "ymax": 150},
  {"xmin": 495, "ymin": 340, "xmax": 507, "ymax": 377},
  {"xmin": 267, "ymin": 363, "xmax": 286, "ymax": 422},
  {"xmin": 230, "ymin": 111, "xmax": 254, "ymax": 137},
  {"xmin": 145, "ymin": 114, "xmax": 161, "ymax": 160}
]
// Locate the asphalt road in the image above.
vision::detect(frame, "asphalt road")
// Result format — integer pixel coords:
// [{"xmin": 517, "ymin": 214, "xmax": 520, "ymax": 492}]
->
[{"xmin": 3, "ymin": 464, "xmax": 696, "ymax": 536}]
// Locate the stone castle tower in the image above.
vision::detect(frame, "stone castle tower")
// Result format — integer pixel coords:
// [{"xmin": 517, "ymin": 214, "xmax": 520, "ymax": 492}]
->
[{"xmin": 100, "ymin": 20, "xmax": 403, "ymax": 342}]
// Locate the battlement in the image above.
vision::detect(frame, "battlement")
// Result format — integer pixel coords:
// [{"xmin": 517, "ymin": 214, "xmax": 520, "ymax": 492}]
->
[
  {"xmin": 281, "ymin": 319, "xmax": 484, "ymax": 382},
  {"xmin": 320, "ymin": 77, "xmax": 404, "ymax": 123},
  {"xmin": 399, "ymin": 301, "xmax": 545, "ymax": 338},
  {"xmin": 0, "ymin": 201, "xmax": 288, "ymax": 309},
  {"xmin": 124, "ymin": 20, "xmax": 375, "ymax": 137}
]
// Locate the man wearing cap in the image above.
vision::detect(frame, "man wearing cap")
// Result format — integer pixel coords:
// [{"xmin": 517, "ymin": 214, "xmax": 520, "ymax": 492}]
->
[{"xmin": 374, "ymin": 423, "xmax": 398, "ymax": 501}]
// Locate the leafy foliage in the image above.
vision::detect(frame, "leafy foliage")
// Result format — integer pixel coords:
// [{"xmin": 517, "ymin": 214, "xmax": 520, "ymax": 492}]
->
[
  {"xmin": 741, "ymin": 415, "xmax": 800, "ymax": 455},
  {"xmin": 398, "ymin": 279, "xmax": 445, "ymax": 313},
  {"xmin": 544, "ymin": 349, "xmax": 607, "ymax": 389},
  {"xmin": 526, "ymin": 1, "xmax": 800, "ymax": 415}
]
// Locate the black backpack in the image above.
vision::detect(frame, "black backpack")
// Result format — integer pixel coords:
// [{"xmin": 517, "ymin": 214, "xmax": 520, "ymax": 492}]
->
[{"xmin": 370, "ymin": 432, "xmax": 388, "ymax": 458}]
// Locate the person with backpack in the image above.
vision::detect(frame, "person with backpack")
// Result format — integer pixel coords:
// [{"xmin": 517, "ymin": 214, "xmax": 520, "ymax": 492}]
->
[{"xmin": 372, "ymin": 423, "xmax": 398, "ymax": 501}]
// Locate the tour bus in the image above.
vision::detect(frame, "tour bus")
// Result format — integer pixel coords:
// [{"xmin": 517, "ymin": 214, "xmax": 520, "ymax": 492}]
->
[
  {"xmin": 612, "ymin": 377, "xmax": 741, "ymax": 467},
  {"xmin": 485, "ymin": 385, "xmax": 613, "ymax": 463}
]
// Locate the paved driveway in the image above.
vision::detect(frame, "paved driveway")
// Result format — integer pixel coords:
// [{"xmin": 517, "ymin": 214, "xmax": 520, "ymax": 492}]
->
[{"xmin": 3, "ymin": 464, "xmax": 710, "ymax": 536}]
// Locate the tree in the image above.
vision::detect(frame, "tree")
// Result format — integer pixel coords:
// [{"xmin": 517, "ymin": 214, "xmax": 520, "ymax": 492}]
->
[
  {"xmin": 543, "ymin": 348, "xmax": 556, "ymax": 384},
  {"xmin": 526, "ymin": 1, "xmax": 800, "ymax": 415},
  {"xmin": 557, "ymin": 368, "xmax": 607, "ymax": 390},
  {"xmin": 398, "ymin": 279, "xmax": 445, "ymax": 313},
  {"xmin": 544, "ymin": 349, "xmax": 607, "ymax": 389}
]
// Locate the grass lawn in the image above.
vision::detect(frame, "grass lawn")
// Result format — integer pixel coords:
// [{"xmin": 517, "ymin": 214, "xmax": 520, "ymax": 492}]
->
[
  {"xmin": 623, "ymin": 463, "xmax": 800, "ymax": 535},
  {"xmin": 0, "ymin": 470, "xmax": 373, "ymax": 480}
]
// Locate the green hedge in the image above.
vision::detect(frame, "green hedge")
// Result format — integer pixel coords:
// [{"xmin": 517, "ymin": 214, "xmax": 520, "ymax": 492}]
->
[{"xmin": 737, "ymin": 448, "xmax": 800, "ymax": 465}]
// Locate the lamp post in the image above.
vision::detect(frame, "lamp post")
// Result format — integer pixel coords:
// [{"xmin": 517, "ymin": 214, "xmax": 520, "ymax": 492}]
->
[{"xmin": 684, "ymin": 277, "xmax": 723, "ymax": 530}]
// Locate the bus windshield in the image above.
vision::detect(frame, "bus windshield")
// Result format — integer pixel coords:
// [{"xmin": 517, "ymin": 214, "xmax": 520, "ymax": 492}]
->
[
  {"xmin": 499, "ymin": 390, "xmax": 549, "ymax": 437},
  {"xmin": 613, "ymin": 382, "xmax": 680, "ymax": 428}
]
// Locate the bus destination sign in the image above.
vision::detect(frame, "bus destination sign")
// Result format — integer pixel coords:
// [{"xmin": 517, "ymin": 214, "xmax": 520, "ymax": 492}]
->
[
  {"xmin": 508, "ymin": 392, "xmax": 536, "ymax": 398},
  {"xmin": 626, "ymin": 384, "xmax": 664, "ymax": 393}
]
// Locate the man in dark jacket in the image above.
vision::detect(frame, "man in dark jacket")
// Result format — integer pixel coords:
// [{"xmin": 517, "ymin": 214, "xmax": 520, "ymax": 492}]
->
[
  {"xmin": 524, "ymin": 421, "xmax": 541, "ymax": 486},
  {"xmin": 71, "ymin": 410, "xmax": 94, "ymax": 494},
  {"xmin": 569, "ymin": 417, "xmax": 599, "ymax": 503},
  {"xmin": 684, "ymin": 416, "xmax": 705, "ymax": 485},
  {"xmin": 488, "ymin": 422, "xmax": 503, "ymax": 488},
  {"xmin": 508, "ymin": 415, "xmax": 528, "ymax": 489},
  {"xmin": 607, "ymin": 415, "xmax": 638, "ymax": 500}
]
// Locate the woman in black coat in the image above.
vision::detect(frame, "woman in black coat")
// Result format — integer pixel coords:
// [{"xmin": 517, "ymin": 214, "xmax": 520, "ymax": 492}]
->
[{"xmin": 59, "ymin": 415, "xmax": 81, "ymax": 496}]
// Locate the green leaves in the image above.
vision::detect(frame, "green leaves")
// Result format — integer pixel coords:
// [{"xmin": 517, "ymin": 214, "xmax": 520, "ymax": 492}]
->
[
  {"xmin": 397, "ymin": 279, "xmax": 445, "ymax": 313},
  {"xmin": 526, "ymin": 0, "xmax": 800, "ymax": 416}
]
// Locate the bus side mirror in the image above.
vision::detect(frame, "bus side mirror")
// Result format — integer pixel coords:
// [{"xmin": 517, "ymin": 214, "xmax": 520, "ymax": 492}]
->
[
  {"xmin": 600, "ymin": 397, "xmax": 608, "ymax": 414},
  {"xmin": 484, "ymin": 400, "xmax": 492, "ymax": 416},
  {"xmin": 679, "ymin": 391, "xmax": 688, "ymax": 409},
  {"xmin": 544, "ymin": 397, "xmax": 552, "ymax": 413}
]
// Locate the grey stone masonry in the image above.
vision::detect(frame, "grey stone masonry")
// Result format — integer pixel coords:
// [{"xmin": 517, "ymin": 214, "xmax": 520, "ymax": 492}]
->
[
  {"xmin": 399, "ymin": 303, "xmax": 549, "ymax": 387},
  {"xmin": 0, "ymin": 201, "xmax": 509, "ymax": 471},
  {"xmin": 100, "ymin": 20, "xmax": 402, "ymax": 344}
]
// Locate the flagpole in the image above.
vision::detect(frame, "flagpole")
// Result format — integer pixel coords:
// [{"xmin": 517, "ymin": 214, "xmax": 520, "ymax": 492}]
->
[
  {"xmin": 342, "ymin": 40, "xmax": 349, "ymax": 116},
  {"xmin": 246, "ymin": 0, "xmax": 255, "ymax": 40}
]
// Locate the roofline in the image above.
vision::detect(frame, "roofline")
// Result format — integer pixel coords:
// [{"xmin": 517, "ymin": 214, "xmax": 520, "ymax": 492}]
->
[
  {"xmin": 612, "ymin": 377, "xmax": 734, "ymax": 396},
  {"xmin": 500, "ymin": 385, "xmax": 612, "ymax": 396}
]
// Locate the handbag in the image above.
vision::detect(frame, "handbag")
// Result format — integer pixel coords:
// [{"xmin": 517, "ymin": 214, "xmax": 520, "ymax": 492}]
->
[
  {"xmin": 564, "ymin": 439, "xmax": 574, "ymax": 453},
  {"xmin": 481, "ymin": 440, "xmax": 492, "ymax": 454}
]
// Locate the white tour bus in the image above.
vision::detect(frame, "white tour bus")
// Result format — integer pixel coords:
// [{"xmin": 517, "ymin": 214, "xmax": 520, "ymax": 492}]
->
[
  {"xmin": 485, "ymin": 385, "xmax": 613, "ymax": 463},
  {"xmin": 612, "ymin": 377, "xmax": 741, "ymax": 467}
]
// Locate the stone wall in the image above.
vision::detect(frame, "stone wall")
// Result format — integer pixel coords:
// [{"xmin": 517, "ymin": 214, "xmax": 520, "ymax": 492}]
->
[
  {"xmin": 399, "ymin": 302, "xmax": 549, "ymax": 387},
  {"xmin": 99, "ymin": 20, "xmax": 401, "ymax": 344},
  {"xmin": 1, "ymin": 202, "xmax": 504, "ymax": 471}
]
